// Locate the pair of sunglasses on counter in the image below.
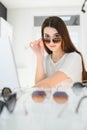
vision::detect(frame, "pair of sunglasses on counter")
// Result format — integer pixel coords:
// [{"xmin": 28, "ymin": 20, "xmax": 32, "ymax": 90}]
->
[
  {"xmin": 32, "ymin": 90, "xmax": 68, "ymax": 104},
  {"xmin": 31, "ymin": 81, "xmax": 87, "ymax": 104},
  {"xmin": 0, "ymin": 87, "xmax": 17, "ymax": 114}
]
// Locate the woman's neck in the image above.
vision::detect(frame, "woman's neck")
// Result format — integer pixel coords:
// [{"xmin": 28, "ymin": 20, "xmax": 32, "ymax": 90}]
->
[{"xmin": 51, "ymin": 51, "xmax": 65, "ymax": 63}]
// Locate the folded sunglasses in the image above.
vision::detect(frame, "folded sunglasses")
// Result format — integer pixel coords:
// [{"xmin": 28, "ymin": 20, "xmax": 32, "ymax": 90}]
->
[{"xmin": 0, "ymin": 87, "xmax": 17, "ymax": 114}]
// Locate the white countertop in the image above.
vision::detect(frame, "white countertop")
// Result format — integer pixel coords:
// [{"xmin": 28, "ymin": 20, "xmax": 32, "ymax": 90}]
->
[{"xmin": 1, "ymin": 87, "xmax": 87, "ymax": 130}]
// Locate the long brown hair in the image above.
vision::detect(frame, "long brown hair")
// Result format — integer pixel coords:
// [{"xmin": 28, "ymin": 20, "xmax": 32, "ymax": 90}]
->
[{"xmin": 41, "ymin": 16, "xmax": 87, "ymax": 81}]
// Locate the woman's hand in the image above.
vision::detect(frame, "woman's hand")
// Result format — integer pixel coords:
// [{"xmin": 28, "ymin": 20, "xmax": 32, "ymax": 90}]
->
[{"xmin": 29, "ymin": 39, "xmax": 44, "ymax": 57}]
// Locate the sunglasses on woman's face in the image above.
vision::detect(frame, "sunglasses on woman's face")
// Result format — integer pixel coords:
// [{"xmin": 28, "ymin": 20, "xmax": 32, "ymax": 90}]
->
[
  {"xmin": 43, "ymin": 35, "xmax": 62, "ymax": 44},
  {"xmin": 32, "ymin": 90, "xmax": 68, "ymax": 104},
  {"xmin": 0, "ymin": 87, "xmax": 17, "ymax": 114}
]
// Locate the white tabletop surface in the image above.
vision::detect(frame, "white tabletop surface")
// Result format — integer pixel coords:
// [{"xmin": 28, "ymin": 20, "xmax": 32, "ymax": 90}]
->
[{"xmin": 1, "ymin": 87, "xmax": 87, "ymax": 130}]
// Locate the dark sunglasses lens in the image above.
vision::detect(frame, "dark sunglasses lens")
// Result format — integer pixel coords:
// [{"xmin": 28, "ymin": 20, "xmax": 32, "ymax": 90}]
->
[
  {"xmin": 43, "ymin": 39, "xmax": 50, "ymax": 44},
  {"xmin": 2, "ymin": 87, "xmax": 12, "ymax": 101},
  {"xmin": 43, "ymin": 38, "xmax": 61, "ymax": 44},
  {"xmin": 32, "ymin": 90, "xmax": 46, "ymax": 102},
  {"xmin": 0, "ymin": 101, "xmax": 5, "ymax": 114},
  {"xmin": 53, "ymin": 91, "xmax": 68, "ymax": 103},
  {"xmin": 53, "ymin": 38, "xmax": 61, "ymax": 43},
  {"xmin": 6, "ymin": 93, "xmax": 16, "ymax": 113},
  {"xmin": 72, "ymin": 82, "xmax": 84, "ymax": 95}
]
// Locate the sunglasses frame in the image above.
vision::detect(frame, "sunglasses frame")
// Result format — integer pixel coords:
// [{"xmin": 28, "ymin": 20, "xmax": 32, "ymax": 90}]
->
[
  {"xmin": 43, "ymin": 34, "xmax": 62, "ymax": 44},
  {"xmin": 72, "ymin": 81, "xmax": 87, "ymax": 113},
  {"xmin": 75, "ymin": 95, "xmax": 87, "ymax": 113}
]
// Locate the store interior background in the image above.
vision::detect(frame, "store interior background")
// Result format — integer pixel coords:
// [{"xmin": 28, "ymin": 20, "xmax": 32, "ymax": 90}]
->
[{"xmin": 0, "ymin": 0, "xmax": 87, "ymax": 88}]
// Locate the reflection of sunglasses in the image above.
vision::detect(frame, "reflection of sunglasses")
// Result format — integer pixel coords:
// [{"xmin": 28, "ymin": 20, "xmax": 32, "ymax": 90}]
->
[
  {"xmin": 43, "ymin": 36, "xmax": 62, "ymax": 44},
  {"xmin": 32, "ymin": 90, "xmax": 68, "ymax": 104},
  {"xmin": 0, "ymin": 87, "xmax": 17, "ymax": 114}
]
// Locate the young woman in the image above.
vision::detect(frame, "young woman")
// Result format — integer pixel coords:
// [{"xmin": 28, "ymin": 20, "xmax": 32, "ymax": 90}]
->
[{"xmin": 30, "ymin": 16, "xmax": 87, "ymax": 89}]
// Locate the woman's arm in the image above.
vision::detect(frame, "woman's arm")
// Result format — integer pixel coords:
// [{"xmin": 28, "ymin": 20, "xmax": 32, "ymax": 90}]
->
[
  {"xmin": 35, "ymin": 55, "xmax": 46, "ymax": 83},
  {"xmin": 33, "ymin": 52, "xmax": 82, "ymax": 88},
  {"xmin": 30, "ymin": 39, "xmax": 46, "ymax": 83},
  {"xmin": 33, "ymin": 71, "xmax": 69, "ymax": 88}
]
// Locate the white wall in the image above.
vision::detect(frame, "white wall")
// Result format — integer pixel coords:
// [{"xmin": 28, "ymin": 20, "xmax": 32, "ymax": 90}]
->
[
  {"xmin": 0, "ymin": 17, "xmax": 13, "ymax": 41},
  {"xmin": 7, "ymin": 8, "xmax": 36, "ymax": 87},
  {"xmin": 7, "ymin": 6, "xmax": 87, "ymax": 87}
]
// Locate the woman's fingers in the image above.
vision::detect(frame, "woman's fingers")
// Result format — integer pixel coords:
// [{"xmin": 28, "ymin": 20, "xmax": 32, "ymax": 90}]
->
[
  {"xmin": 29, "ymin": 39, "xmax": 44, "ymax": 49},
  {"xmin": 29, "ymin": 39, "xmax": 44, "ymax": 56},
  {"xmin": 29, "ymin": 42, "xmax": 34, "ymax": 48}
]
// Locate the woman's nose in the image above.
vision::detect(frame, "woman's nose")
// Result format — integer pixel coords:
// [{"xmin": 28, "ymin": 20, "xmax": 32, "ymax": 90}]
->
[{"xmin": 49, "ymin": 39, "xmax": 54, "ymax": 44}]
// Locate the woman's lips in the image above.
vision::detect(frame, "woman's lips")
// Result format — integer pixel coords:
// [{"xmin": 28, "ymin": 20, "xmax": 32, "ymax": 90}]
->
[{"xmin": 49, "ymin": 45, "xmax": 56, "ymax": 47}]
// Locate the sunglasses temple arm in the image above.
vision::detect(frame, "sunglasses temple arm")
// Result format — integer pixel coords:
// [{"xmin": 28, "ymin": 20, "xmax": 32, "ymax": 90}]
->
[
  {"xmin": 57, "ymin": 103, "xmax": 68, "ymax": 118},
  {"xmin": 75, "ymin": 96, "xmax": 87, "ymax": 113}
]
